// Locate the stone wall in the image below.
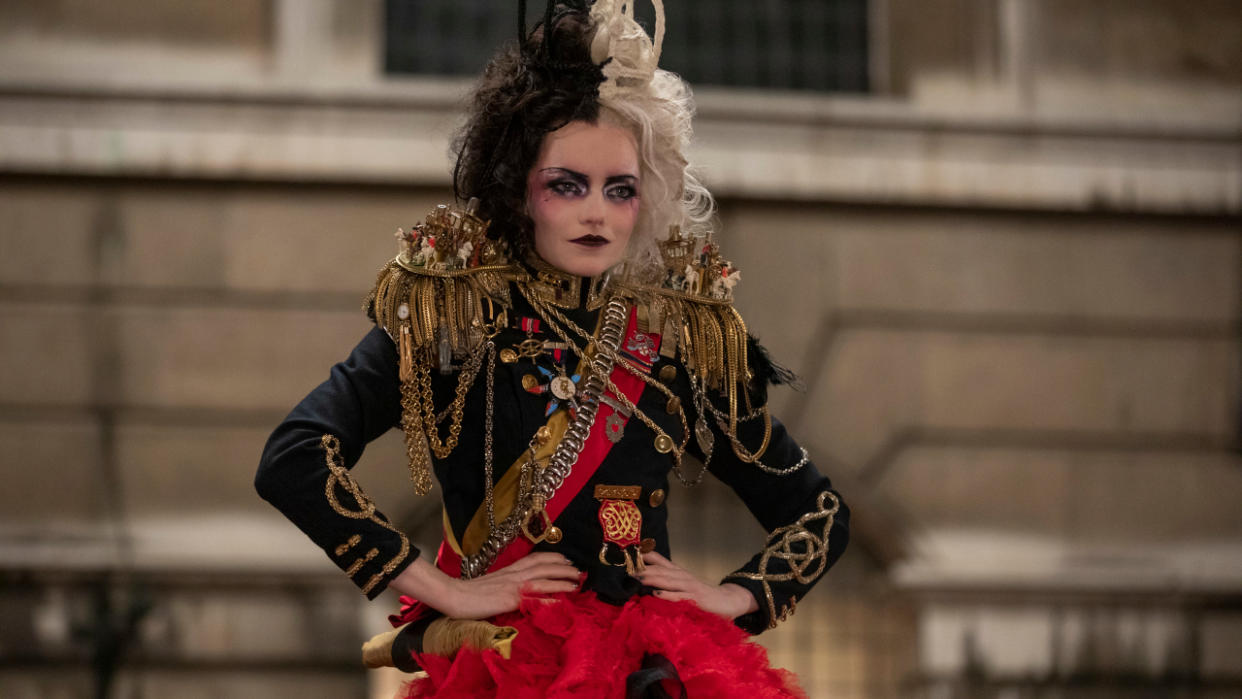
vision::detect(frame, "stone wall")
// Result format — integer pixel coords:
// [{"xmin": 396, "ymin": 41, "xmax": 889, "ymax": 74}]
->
[{"xmin": 0, "ymin": 1, "xmax": 1239, "ymax": 698}]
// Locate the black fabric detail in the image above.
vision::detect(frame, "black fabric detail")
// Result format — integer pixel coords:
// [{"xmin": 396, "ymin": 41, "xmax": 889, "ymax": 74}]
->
[{"xmin": 626, "ymin": 653, "xmax": 686, "ymax": 699}]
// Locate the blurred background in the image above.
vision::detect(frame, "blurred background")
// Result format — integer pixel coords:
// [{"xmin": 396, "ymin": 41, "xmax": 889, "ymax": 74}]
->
[{"xmin": 1, "ymin": 1, "xmax": 1239, "ymax": 697}]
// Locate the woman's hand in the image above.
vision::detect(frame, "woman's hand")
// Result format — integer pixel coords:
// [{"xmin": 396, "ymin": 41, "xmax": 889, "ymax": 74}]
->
[
  {"xmin": 635, "ymin": 551, "xmax": 759, "ymax": 620},
  {"xmin": 389, "ymin": 553, "xmax": 581, "ymax": 620}
]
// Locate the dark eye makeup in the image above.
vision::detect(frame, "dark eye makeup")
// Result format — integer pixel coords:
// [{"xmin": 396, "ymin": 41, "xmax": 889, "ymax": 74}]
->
[{"xmin": 539, "ymin": 168, "xmax": 638, "ymax": 201}]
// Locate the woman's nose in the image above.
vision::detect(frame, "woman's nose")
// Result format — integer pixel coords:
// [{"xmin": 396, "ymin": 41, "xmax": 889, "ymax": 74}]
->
[{"xmin": 580, "ymin": 191, "xmax": 606, "ymax": 224}]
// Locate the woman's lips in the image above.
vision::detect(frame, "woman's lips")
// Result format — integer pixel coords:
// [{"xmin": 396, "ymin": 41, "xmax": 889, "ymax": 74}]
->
[{"xmin": 570, "ymin": 235, "xmax": 609, "ymax": 247}]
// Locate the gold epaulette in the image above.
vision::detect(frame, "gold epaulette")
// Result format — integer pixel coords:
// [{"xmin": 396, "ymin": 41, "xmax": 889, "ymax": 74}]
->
[
  {"xmin": 623, "ymin": 282, "xmax": 748, "ymax": 393},
  {"xmin": 618, "ymin": 226, "xmax": 767, "ymax": 459},
  {"xmin": 622, "ymin": 225, "xmax": 749, "ymax": 395},
  {"xmin": 365, "ymin": 257, "xmax": 515, "ymax": 366},
  {"xmin": 364, "ymin": 200, "xmax": 518, "ymax": 370},
  {"xmin": 362, "ymin": 201, "xmax": 518, "ymax": 496}
]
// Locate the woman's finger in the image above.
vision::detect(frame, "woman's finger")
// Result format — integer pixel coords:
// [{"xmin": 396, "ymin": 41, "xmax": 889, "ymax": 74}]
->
[
  {"xmin": 635, "ymin": 569, "xmax": 682, "ymax": 586},
  {"xmin": 641, "ymin": 551, "xmax": 672, "ymax": 567},
  {"xmin": 653, "ymin": 590, "xmax": 694, "ymax": 603},
  {"xmin": 520, "ymin": 579, "xmax": 579, "ymax": 595},
  {"xmin": 508, "ymin": 552, "xmax": 571, "ymax": 571},
  {"xmin": 521, "ymin": 563, "xmax": 583, "ymax": 581}
]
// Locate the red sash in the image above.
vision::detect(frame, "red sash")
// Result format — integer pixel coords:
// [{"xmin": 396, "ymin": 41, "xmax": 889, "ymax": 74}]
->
[{"xmin": 392, "ymin": 305, "xmax": 655, "ymax": 627}]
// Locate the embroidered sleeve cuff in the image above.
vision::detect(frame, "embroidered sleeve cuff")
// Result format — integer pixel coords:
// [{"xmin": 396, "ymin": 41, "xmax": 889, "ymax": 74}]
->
[
  {"xmin": 722, "ymin": 490, "xmax": 842, "ymax": 632},
  {"xmin": 321, "ymin": 433, "xmax": 420, "ymax": 599},
  {"xmin": 722, "ymin": 576, "xmax": 797, "ymax": 635},
  {"xmin": 332, "ymin": 530, "xmax": 419, "ymax": 600}
]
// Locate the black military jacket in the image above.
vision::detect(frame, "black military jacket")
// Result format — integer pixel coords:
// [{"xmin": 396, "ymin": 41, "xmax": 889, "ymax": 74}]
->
[{"xmin": 256, "ymin": 273, "xmax": 849, "ymax": 635}]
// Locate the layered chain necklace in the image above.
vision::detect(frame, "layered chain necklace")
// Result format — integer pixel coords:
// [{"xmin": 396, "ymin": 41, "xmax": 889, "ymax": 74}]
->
[{"xmin": 460, "ymin": 291, "xmax": 629, "ymax": 579}]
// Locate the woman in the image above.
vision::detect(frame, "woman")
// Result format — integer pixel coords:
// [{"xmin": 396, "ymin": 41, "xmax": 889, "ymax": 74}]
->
[{"xmin": 256, "ymin": 1, "xmax": 848, "ymax": 696}]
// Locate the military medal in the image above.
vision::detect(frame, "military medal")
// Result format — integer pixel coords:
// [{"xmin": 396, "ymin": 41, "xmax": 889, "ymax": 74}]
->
[
  {"xmin": 594, "ymin": 485, "xmax": 645, "ymax": 575},
  {"xmin": 549, "ymin": 373, "xmax": 576, "ymax": 400},
  {"xmin": 621, "ymin": 331, "xmax": 659, "ymax": 371},
  {"xmin": 599, "ymin": 394, "xmax": 632, "ymax": 444},
  {"xmin": 524, "ymin": 364, "xmax": 581, "ymax": 416}
]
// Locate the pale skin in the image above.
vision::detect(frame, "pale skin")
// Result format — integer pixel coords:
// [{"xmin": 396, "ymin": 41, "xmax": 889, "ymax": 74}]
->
[{"xmin": 388, "ymin": 119, "xmax": 759, "ymax": 622}]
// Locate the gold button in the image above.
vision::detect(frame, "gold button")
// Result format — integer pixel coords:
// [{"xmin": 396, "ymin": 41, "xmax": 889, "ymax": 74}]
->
[
  {"xmin": 665, "ymin": 396, "xmax": 681, "ymax": 414},
  {"xmin": 545, "ymin": 526, "xmax": 563, "ymax": 544},
  {"xmin": 648, "ymin": 489, "xmax": 665, "ymax": 507},
  {"xmin": 639, "ymin": 538, "xmax": 656, "ymax": 553},
  {"xmin": 535, "ymin": 425, "xmax": 552, "ymax": 445},
  {"xmin": 500, "ymin": 348, "xmax": 518, "ymax": 363},
  {"xmin": 658, "ymin": 365, "xmax": 677, "ymax": 383},
  {"xmin": 653, "ymin": 434, "xmax": 674, "ymax": 454},
  {"xmin": 522, "ymin": 374, "xmax": 539, "ymax": 391}
]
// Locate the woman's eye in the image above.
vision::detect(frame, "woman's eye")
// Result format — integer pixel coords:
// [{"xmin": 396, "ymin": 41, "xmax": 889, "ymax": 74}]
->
[
  {"xmin": 549, "ymin": 180, "xmax": 584, "ymax": 196},
  {"xmin": 606, "ymin": 185, "xmax": 637, "ymax": 201}
]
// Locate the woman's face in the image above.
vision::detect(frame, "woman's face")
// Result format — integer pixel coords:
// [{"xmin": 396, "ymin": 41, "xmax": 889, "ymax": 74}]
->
[{"xmin": 526, "ymin": 120, "xmax": 641, "ymax": 277}]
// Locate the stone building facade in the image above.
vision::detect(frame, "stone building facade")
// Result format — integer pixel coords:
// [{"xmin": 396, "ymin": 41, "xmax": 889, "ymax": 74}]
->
[{"xmin": 0, "ymin": 1, "xmax": 1239, "ymax": 698}]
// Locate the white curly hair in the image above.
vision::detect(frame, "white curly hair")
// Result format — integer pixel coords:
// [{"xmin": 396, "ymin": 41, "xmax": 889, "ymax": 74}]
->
[{"xmin": 589, "ymin": 0, "xmax": 715, "ymax": 280}]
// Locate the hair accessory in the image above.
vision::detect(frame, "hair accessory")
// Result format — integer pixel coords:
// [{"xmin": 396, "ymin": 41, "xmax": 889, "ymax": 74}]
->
[{"xmin": 589, "ymin": 0, "xmax": 666, "ymax": 96}]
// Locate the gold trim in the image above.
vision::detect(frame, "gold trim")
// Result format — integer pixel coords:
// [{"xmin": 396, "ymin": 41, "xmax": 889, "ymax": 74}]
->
[
  {"xmin": 725, "ymin": 490, "xmax": 839, "ymax": 629},
  {"xmin": 523, "ymin": 254, "xmax": 612, "ymax": 310},
  {"xmin": 594, "ymin": 484, "xmax": 642, "ymax": 500},
  {"xmin": 345, "ymin": 548, "xmax": 379, "ymax": 578},
  {"xmin": 334, "ymin": 534, "xmax": 361, "ymax": 557},
  {"xmin": 321, "ymin": 434, "xmax": 412, "ymax": 595},
  {"xmin": 394, "ymin": 257, "xmax": 514, "ymax": 277}
]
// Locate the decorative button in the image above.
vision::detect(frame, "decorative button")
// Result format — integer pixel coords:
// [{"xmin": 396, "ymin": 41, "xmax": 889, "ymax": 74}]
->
[
  {"xmin": 639, "ymin": 538, "xmax": 656, "ymax": 553},
  {"xmin": 500, "ymin": 348, "xmax": 518, "ymax": 363},
  {"xmin": 522, "ymin": 374, "xmax": 539, "ymax": 391},
  {"xmin": 658, "ymin": 365, "xmax": 677, "ymax": 383},
  {"xmin": 648, "ymin": 489, "xmax": 666, "ymax": 507},
  {"xmin": 535, "ymin": 425, "xmax": 552, "ymax": 445},
  {"xmin": 653, "ymin": 434, "xmax": 674, "ymax": 454},
  {"xmin": 545, "ymin": 526, "xmax": 563, "ymax": 544},
  {"xmin": 665, "ymin": 396, "xmax": 681, "ymax": 414}
]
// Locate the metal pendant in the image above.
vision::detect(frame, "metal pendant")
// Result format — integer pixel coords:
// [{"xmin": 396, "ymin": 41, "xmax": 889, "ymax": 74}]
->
[
  {"xmin": 694, "ymin": 416, "xmax": 714, "ymax": 454},
  {"xmin": 605, "ymin": 412, "xmax": 625, "ymax": 443}
]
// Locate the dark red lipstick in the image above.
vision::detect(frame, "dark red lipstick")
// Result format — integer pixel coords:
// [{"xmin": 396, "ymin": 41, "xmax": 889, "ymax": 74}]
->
[{"xmin": 570, "ymin": 235, "xmax": 608, "ymax": 247}]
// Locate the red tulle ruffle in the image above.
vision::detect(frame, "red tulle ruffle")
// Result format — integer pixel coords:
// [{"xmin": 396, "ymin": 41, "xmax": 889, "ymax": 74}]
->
[{"xmin": 398, "ymin": 591, "xmax": 807, "ymax": 699}]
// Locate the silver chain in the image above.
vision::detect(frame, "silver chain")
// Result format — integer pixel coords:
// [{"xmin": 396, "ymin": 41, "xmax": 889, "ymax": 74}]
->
[
  {"xmin": 482, "ymin": 340, "xmax": 497, "ymax": 536},
  {"xmin": 690, "ymin": 374, "xmax": 809, "ymax": 477},
  {"xmin": 460, "ymin": 294, "xmax": 629, "ymax": 579}
]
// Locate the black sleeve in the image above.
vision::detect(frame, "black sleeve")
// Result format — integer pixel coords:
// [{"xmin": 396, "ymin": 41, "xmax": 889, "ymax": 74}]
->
[
  {"xmin": 255, "ymin": 326, "xmax": 419, "ymax": 599},
  {"xmin": 689, "ymin": 370, "xmax": 850, "ymax": 634}
]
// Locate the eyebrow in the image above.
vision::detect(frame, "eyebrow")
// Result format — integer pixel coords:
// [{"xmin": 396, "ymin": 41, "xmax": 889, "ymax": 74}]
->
[{"xmin": 539, "ymin": 167, "xmax": 638, "ymax": 185}]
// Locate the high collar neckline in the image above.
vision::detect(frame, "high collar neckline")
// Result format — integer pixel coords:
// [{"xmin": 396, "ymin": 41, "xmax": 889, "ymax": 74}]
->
[{"xmin": 521, "ymin": 254, "xmax": 613, "ymax": 310}]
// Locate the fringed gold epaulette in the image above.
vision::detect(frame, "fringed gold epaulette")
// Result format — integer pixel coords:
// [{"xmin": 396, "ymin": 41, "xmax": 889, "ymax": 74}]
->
[
  {"xmin": 364, "ymin": 200, "xmax": 517, "ymax": 372},
  {"xmin": 623, "ymin": 225, "xmax": 746, "ymax": 390},
  {"xmin": 363, "ymin": 200, "xmax": 518, "ymax": 495},
  {"xmin": 619, "ymin": 227, "xmax": 763, "ymax": 457}
]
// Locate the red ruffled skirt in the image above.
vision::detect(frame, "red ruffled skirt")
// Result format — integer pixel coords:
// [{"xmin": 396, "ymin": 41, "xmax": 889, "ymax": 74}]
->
[{"xmin": 399, "ymin": 591, "xmax": 806, "ymax": 699}]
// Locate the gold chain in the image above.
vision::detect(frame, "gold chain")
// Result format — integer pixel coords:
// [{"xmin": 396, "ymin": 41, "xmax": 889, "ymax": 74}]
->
[
  {"xmin": 523, "ymin": 288, "xmax": 698, "ymax": 480},
  {"xmin": 412, "ymin": 341, "xmax": 486, "ymax": 459}
]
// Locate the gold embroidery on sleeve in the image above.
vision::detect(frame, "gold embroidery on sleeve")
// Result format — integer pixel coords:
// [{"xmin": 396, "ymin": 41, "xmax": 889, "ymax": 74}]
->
[
  {"xmin": 345, "ymin": 548, "xmax": 379, "ymax": 577},
  {"xmin": 725, "ymin": 490, "xmax": 839, "ymax": 629},
  {"xmin": 322, "ymin": 434, "xmax": 411, "ymax": 593},
  {"xmin": 335, "ymin": 534, "xmax": 362, "ymax": 557}
]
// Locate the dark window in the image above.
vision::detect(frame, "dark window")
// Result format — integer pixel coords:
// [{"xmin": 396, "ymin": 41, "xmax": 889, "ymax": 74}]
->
[{"xmin": 385, "ymin": 0, "xmax": 869, "ymax": 93}]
